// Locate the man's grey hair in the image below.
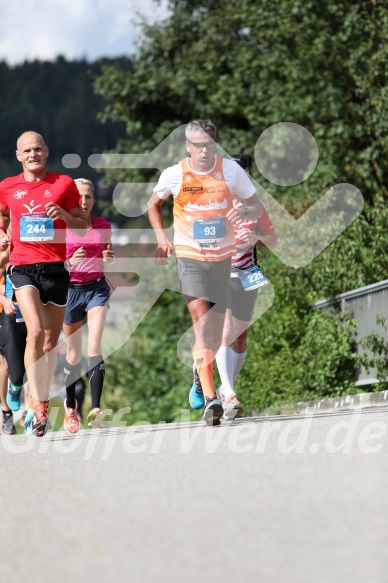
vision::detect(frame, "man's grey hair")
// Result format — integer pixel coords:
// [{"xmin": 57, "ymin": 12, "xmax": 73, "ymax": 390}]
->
[
  {"xmin": 185, "ymin": 119, "xmax": 217, "ymax": 141},
  {"xmin": 75, "ymin": 178, "xmax": 95, "ymax": 195}
]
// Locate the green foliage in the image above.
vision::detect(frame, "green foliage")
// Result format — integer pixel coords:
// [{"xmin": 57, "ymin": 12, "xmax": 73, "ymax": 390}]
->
[
  {"xmin": 305, "ymin": 193, "xmax": 388, "ymax": 297},
  {"xmin": 0, "ymin": 57, "xmax": 127, "ymax": 182},
  {"xmin": 236, "ymin": 266, "xmax": 358, "ymax": 412},
  {"xmin": 95, "ymin": 0, "xmax": 388, "ymax": 208},
  {"xmin": 359, "ymin": 316, "xmax": 388, "ymax": 385},
  {"xmin": 103, "ymin": 291, "xmax": 204, "ymax": 424},
  {"xmin": 91, "ymin": 0, "xmax": 388, "ymax": 420}
]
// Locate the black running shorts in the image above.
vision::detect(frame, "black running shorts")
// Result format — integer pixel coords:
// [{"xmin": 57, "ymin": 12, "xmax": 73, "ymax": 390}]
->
[{"xmin": 8, "ymin": 262, "xmax": 70, "ymax": 307}]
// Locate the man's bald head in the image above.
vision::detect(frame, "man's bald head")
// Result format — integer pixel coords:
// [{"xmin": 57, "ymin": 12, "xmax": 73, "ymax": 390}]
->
[
  {"xmin": 15, "ymin": 131, "xmax": 49, "ymax": 179},
  {"xmin": 16, "ymin": 131, "xmax": 46, "ymax": 151}
]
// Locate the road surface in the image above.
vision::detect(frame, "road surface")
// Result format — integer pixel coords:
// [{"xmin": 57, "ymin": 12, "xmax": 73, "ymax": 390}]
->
[{"xmin": 1, "ymin": 408, "xmax": 387, "ymax": 582}]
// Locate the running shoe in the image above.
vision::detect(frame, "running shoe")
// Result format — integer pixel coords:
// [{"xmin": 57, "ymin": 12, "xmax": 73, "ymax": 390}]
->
[
  {"xmin": 222, "ymin": 395, "xmax": 243, "ymax": 421},
  {"xmin": 64, "ymin": 400, "xmax": 80, "ymax": 434},
  {"xmin": 1, "ymin": 411, "xmax": 16, "ymax": 436},
  {"xmin": 23, "ymin": 408, "xmax": 34, "ymax": 435},
  {"xmin": 32, "ymin": 401, "xmax": 51, "ymax": 437},
  {"xmin": 6, "ymin": 383, "xmax": 22, "ymax": 412},
  {"xmin": 203, "ymin": 396, "xmax": 223, "ymax": 426},
  {"xmin": 86, "ymin": 408, "xmax": 103, "ymax": 428},
  {"xmin": 19, "ymin": 409, "xmax": 28, "ymax": 428},
  {"xmin": 189, "ymin": 364, "xmax": 205, "ymax": 410}
]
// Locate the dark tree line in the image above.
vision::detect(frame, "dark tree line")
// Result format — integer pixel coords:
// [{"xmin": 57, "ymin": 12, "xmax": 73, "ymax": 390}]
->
[{"xmin": 0, "ymin": 56, "xmax": 128, "ymax": 180}]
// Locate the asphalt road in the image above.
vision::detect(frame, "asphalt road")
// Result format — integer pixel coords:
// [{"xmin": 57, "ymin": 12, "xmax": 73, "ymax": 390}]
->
[{"xmin": 1, "ymin": 408, "xmax": 388, "ymax": 583}]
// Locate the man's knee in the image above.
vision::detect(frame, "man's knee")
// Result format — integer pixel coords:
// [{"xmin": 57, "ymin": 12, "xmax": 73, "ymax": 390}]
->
[
  {"xmin": 43, "ymin": 338, "xmax": 61, "ymax": 354},
  {"xmin": 231, "ymin": 332, "xmax": 248, "ymax": 352},
  {"xmin": 27, "ymin": 325, "xmax": 45, "ymax": 347},
  {"xmin": 66, "ymin": 347, "xmax": 82, "ymax": 364}
]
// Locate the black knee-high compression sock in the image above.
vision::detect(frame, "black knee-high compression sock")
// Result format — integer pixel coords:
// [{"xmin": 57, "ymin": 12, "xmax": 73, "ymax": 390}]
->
[
  {"xmin": 63, "ymin": 360, "xmax": 81, "ymax": 409},
  {"xmin": 88, "ymin": 355, "xmax": 105, "ymax": 409}
]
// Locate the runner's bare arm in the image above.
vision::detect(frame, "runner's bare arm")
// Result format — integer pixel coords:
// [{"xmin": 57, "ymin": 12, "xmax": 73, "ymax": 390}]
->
[
  {"xmin": 256, "ymin": 233, "xmax": 277, "ymax": 249},
  {"xmin": 0, "ymin": 204, "xmax": 10, "ymax": 229},
  {"xmin": 237, "ymin": 228, "xmax": 277, "ymax": 249},
  {"xmin": 147, "ymin": 193, "xmax": 172, "ymax": 264},
  {"xmin": 226, "ymin": 194, "xmax": 263, "ymax": 225},
  {"xmin": 45, "ymin": 202, "xmax": 86, "ymax": 233},
  {"xmin": 0, "ymin": 241, "xmax": 10, "ymax": 268},
  {"xmin": 0, "ymin": 205, "xmax": 11, "ymax": 253}
]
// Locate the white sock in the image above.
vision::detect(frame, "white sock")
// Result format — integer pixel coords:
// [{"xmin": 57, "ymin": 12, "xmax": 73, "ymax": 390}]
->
[
  {"xmin": 216, "ymin": 346, "xmax": 236, "ymax": 398},
  {"xmin": 233, "ymin": 350, "xmax": 247, "ymax": 383}
]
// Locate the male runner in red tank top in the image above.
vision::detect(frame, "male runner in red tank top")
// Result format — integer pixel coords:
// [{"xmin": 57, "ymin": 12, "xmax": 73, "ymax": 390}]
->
[{"xmin": 0, "ymin": 131, "xmax": 86, "ymax": 436}]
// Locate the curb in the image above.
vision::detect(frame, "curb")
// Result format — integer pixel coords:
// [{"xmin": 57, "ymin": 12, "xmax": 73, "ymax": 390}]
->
[{"xmin": 294, "ymin": 388, "xmax": 388, "ymax": 415}]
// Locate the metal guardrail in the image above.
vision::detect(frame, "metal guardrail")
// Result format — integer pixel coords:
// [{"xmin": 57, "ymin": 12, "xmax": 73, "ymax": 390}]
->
[{"xmin": 314, "ymin": 279, "xmax": 388, "ymax": 386}]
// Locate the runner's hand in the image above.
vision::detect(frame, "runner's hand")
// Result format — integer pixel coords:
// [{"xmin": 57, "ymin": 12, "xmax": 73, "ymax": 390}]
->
[
  {"xmin": 237, "ymin": 227, "xmax": 255, "ymax": 246},
  {"xmin": 45, "ymin": 202, "xmax": 67, "ymax": 220},
  {"xmin": 102, "ymin": 243, "xmax": 115, "ymax": 263},
  {"xmin": 226, "ymin": 198, "xmax": 246, "ymax": 225},
  {"xmin": 0, "ymin": 235, "xmax": 10, "ymax": 251},
  {"xmin": 69, "ymin": 247, "xmax": 86, "ymax": 266},
  {"xmin": 3, "ymin": 298, "xmax": 17, "ymax": 315},
  {"xmin": 155, "ymin": 243, "xmax": 172, "ymax": 265}
]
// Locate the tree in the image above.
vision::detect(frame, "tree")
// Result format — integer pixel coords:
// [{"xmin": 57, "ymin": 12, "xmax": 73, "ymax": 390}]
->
[
  {"xmin": 93, "ymin": 0, "xmax": 388, "ymax": 419},
  {"xmin": 95, "ymin": 0, "xmax": 388, "ymax": 206},
  {"xmin": 0, "ymin": 57, "xmax": 127, "ymax": 181}
]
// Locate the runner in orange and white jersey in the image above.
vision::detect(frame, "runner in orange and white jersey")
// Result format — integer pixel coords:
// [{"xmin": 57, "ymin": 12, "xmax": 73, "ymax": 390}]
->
[
  {"xmin": 154, "ymin": 155, "xmax": 255, "ymax": 261},
  {"xmin": 189, "ymin": 155, "xmax": 277, "ymax": 420},
  {"xmin": 148, "ymin": 119, "xmax": 263, "ymax": 425}
]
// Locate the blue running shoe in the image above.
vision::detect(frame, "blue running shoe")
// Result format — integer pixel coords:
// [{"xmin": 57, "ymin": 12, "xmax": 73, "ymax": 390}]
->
[
  {"xmin": 189, "ymin": 364, "xmax": 205, "ymax": 410},
  {"xmin": 203, "ymin": 396, "xmax": 223, "ymax": 426},
  {"xmin": 25, "ymin": 419, "xmax": 33, "ymax": 435},
  {"xmin": 24, "ymin": 408, "xmax": 34, "ymax": 435},
  {"xmin": 6, "ymin": 383, "xmax": 22, "ymax": 412}
]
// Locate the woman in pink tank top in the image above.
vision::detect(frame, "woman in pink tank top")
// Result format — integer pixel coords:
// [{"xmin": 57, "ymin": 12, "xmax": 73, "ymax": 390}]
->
[{"xmin": 62, "ymin": 178, "xmax": 115, "ymax": 434}]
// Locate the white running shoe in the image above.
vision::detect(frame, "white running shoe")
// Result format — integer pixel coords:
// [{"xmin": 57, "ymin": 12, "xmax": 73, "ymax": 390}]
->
[
  {"xmin": 221, "ymin": 395, "xmax": 243, "ymax": 420},
  {"xmin": 86, "ymin": 407, "xmax": 103, "ymax": 428}
]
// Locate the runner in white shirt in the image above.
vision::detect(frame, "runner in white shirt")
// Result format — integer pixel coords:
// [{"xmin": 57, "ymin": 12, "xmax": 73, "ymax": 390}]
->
[
  {"xmin": 148, "ymin": 120, "xmax": 263, "ymax": 425},
  {"xmin": 189, "ymin": 155, "xmax": 277, "ymax": 419}
]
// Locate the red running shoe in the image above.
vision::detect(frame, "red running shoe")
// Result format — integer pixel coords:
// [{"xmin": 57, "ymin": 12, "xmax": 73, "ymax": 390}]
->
[
  {"xmin": 32, "ymin": 401, "xmax": 51, "ymax": 437},
  {"xmin": 64, "ymin": 400, "xmax": 80, "ymax": 434}
]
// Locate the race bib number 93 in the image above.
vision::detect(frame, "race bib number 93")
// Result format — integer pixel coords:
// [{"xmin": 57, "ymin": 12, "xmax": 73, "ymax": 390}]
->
[{"xmin": 193, "ymin": 218, "xmax": 226, "ymax": 243}]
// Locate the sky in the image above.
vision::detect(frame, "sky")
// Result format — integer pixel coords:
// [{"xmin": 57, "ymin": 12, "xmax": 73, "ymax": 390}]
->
[{"xmin": 0, "ymin": 0, "xmax": 170, "ymax": 65}]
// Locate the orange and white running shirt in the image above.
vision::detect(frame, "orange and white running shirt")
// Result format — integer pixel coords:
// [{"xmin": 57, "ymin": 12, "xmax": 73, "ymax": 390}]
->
[{"xmin": 153, "ymin": 156, "xmax": 256, "ymax": 261}]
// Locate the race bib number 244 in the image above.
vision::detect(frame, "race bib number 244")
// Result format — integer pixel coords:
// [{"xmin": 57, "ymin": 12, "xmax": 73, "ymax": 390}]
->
[{"xmin": 20, "ymin": 215, "xmax": 54, "ymax": 242}]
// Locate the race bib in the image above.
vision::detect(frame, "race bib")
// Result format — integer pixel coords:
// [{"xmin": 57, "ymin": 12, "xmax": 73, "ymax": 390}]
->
[
  {"xmin": 193, "ymin": 218, "xmax": 226, "ymax": 243},
  {"xmin": 20, "ymin": 215, "xmax": 54, "ymax": 241},
  {"xmin": 15, "ymin": 303, "xmax": 24, "ymax": 323},
  {"xmin": 238, "ymin": 265, "xmax": 269, "ymax": 291}
]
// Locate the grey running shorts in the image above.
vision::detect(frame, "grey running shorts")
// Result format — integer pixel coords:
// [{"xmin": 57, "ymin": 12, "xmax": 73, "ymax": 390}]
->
[{"xmin": 176, "ymin": 257, "xmax": 231, "ymax": 313}]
